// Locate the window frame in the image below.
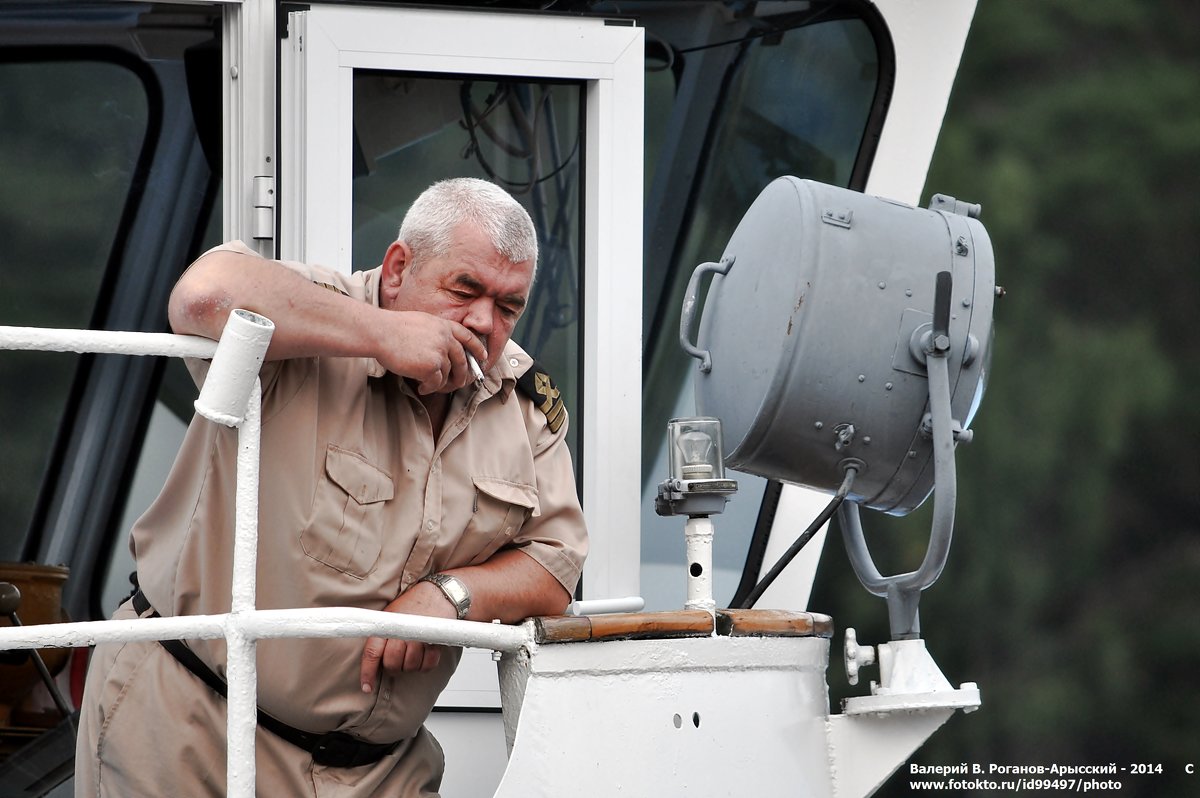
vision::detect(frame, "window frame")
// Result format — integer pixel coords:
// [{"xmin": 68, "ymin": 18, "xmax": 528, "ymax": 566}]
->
[{"xmin": 278, "ymin": 5, "xmax": 646, "ymax": 604}]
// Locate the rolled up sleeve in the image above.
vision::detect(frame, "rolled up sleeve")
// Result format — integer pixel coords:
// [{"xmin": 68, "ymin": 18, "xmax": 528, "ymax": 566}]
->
[{"xmin": 508, "ymin": 404, "xmax": 588, "ymax": 594}]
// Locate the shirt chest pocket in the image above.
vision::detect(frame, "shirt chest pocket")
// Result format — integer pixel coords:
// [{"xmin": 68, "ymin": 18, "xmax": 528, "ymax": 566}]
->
[
  {"xmin": 455, "ymin": 476, "xmax": 540, "ymax": 566},
  {"xmin": 301, "ymin": 445, "xmax": 394, "ymax": 578}
]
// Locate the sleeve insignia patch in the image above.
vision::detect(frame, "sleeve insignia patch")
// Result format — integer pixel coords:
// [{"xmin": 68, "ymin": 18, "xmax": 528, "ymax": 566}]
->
[{"xmin": 517, "ymin": 362, "xmax": 566, "ymax": 434}]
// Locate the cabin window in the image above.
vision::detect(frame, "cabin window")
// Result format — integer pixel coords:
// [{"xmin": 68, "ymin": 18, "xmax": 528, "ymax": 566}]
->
[
  {"xmin": 349, "ymin": 72, "xmax": 585, "ymax": 457},
  {"xmin": 280, "ymin": 6, "xmax": 644, "ymax": 614},
  {"xmin": 0, "ymin": 57, "xmax": 149, "ymax": 562},
  {"xmin": 643, "ymin": 57, "xmax": 677, "ymax": 198}
]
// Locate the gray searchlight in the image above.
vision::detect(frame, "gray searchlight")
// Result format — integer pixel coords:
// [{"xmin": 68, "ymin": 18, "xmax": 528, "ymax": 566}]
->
[{"xmin": 680, "ymin": 177, "xmax": 997, "ymax": 640}]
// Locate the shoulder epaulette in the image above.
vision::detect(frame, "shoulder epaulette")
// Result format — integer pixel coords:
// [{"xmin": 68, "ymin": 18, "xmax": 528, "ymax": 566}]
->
[
  {"xmin": 314, "ymin": 281, "xmax": 349, "ymax": 297},
  {"xmin": 516, "ymin": 360, "xmax": 567, "ymax": 434}
]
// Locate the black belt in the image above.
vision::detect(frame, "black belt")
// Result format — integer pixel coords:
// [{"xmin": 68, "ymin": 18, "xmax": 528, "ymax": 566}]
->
[{"xmin": 131, "ymin": 590, "xmax": 401, "ymax": 768}]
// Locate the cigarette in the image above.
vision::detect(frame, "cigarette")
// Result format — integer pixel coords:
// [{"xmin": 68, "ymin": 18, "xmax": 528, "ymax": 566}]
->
[{"xmin": 467, "ymin": 353, "xmax": 485, "ymax": 386}]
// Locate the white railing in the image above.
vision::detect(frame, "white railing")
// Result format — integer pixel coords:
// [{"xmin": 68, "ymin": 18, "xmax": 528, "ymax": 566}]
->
[{"xmin": 0, "ymin": 317, "xmax": 534, "ymax": 796}]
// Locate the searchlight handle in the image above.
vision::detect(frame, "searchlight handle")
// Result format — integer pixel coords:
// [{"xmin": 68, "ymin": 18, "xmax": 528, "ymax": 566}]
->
[
  {"xmin": 679, "ymin": 256, "xmax": 735, "ymax": 373},
  {"xmin": 933, "ymin": 270, "xmax": 953, "ymax": 348}
]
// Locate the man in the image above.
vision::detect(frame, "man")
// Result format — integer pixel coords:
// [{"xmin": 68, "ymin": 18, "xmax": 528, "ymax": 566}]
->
[{"xmin": 75, "ymin": 178, "xmax": 587, "ymax": 796}]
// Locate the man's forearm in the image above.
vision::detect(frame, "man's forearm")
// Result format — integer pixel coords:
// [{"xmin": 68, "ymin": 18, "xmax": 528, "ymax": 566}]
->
[
  {"xmin": 443, "ymin": 548, "xmax": 571, "ymax": 623},
  {"xmin": 168, "ymin": 248, "xmax": 486, "ymax": 394},
  {"xmin": 359, "ymin": 548, "xmax": 569, "ymax": 685},
  {"xmin": 168, "ymin": 249, "xmax": 384, "ymax": 362}
]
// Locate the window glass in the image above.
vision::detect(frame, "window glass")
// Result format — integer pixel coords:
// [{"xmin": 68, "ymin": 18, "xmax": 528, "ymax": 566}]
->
[
  {"xmin": 0, "ymin": 59, "xmax": 149, "ymax": 561},
  {"xmin": 99, "ymin": 198, "xmax": 221, "ymax": 615},
  {"xmin": 640, "ymin": 18, "xmax": 880, "ymax": 610},
  {"xmin": 643, "ymin": 57, "xmax": 677, "ymax": 198},
  {"xmin": 351, "ymin": 72, "xmax": 585, "ymax": 458}
]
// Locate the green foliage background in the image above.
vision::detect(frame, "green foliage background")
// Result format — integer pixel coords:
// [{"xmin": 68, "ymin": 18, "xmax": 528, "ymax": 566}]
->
[{"xmin": 810, "ymin": 1, "xmax": 1200, "ymax": 793}]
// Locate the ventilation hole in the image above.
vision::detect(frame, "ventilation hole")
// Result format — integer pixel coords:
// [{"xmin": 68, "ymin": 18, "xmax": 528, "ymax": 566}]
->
[
  {"xmin": 692, "ymin": 712, "xmax": 701, "ymax": 728},
  {"xmin": 689, "ymin": 562, "xmax": 703, "ymax": 577},
  {"xmin": 672, "ymin": 713, "xmax": 682, "ymax": 729}
]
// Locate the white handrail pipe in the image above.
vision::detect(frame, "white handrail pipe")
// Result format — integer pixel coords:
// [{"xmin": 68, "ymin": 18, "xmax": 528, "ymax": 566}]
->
[
  {"xmin": 0, "ymin": 610, "xmax": 534, "ymax": 653},
  {"xmin": 0, "ymin": 325, "xmax": 216, "ymax": 359},
  {"xmin": 566, "ymin": 596, "xmax": 645, "ymax": 616}
]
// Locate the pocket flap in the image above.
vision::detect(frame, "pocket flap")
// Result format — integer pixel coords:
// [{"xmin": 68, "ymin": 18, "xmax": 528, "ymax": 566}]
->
[
  {"xmin": 325, "ymin": 446, "xmax": 394, "ymax": 504},
  {"xmin": 472, "ymin": 476, "xmax": 540, "ymax": 514}
]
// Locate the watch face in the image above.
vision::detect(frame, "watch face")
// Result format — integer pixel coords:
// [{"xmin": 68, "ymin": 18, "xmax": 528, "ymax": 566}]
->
[{"xmin": 433, "ymin": 574, "xmax": 470, "ymax": 619}]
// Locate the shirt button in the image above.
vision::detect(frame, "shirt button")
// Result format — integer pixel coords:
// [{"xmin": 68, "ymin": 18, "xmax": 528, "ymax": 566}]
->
[
  {"xmin": 509, "ymin": 357, "xmax": 519, "ymax": 367},
  {"xmin": 426, "ymin": 520, "xmax": 435, "ymax": 530}
]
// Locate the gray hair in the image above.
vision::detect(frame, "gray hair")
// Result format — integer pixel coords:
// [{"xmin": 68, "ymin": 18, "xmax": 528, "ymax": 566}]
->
[{"xmin": 398, "ymin": 178, "xmax": 538, "ymax": 279}]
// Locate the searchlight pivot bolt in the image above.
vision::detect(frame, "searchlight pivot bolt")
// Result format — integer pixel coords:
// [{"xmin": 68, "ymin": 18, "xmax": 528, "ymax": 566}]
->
[{"xmin": 834, "ymin": 423, "xmax": 856, "ymax": 452}]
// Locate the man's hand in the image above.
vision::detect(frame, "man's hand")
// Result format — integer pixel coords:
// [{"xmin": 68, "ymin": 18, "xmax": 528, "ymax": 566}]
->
[
  {"xmin": 376, "ymin": 311, "xmax": 487, "ymax": 395},
  {"xmin": 359, "ymin": 551, "xmax": 571, "ymax": 694},
  {"xmin": 359, "ymin": 580, "xmax": 457, "ymax": 694}
]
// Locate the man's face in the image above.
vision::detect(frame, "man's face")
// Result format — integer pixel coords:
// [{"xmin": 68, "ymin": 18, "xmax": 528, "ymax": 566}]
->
[{"xmin": 382, "ymin": 222, "xmax": 534, "ymax": 372}]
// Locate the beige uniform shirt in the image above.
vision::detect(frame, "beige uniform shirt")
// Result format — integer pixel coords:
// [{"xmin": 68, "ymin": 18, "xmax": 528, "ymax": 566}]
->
[{"xmin": 81, "ymin": 242, "xmax": 586, "ymax": 791}]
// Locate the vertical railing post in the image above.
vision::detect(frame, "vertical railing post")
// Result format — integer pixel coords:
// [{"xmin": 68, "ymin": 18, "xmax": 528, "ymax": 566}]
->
[
  {"xmin": 193, "ymin": 309, "xmax": 274, "ymax": 797},
  {"xmin": 226, "ymin": 379, "xmax": 262, "ymax": 797}
]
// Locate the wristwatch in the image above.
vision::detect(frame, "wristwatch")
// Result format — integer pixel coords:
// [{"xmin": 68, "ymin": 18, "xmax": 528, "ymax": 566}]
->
[{"xmin": 419, "ymin": 573, "xmax": 472, "ymax": 620}]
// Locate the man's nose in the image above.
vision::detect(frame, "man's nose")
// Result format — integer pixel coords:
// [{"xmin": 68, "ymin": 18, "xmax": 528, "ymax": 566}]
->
[{"xmin": 462, "ymin": 297, "xmax": 494, "ymax": 335}]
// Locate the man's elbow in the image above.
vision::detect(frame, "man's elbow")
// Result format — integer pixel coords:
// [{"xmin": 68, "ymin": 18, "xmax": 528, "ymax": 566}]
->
[
  {"xmin": 541, "ymin": 582, "xmax": 573, "ymax": 617},
  {"xmin": 168, "ymin": 257, "xmax": 235, "ymax": 338}
]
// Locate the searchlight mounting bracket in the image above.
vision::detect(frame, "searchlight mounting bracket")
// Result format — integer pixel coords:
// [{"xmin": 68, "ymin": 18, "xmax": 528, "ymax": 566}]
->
[{"xmin": 838, "ymin": 271, "xmax": 962, "ymax": 641}]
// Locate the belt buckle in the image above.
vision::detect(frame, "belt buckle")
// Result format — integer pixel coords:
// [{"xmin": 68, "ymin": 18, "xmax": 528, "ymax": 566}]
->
[{"xmin": 312, "ymin": 731, "xmax": 361, "ymax": 768}]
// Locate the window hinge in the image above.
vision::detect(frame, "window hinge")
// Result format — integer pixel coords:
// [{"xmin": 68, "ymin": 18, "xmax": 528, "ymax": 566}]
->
[{"xmin": 252, "ymin": 175, "xmax": 275, "ymax": 241}]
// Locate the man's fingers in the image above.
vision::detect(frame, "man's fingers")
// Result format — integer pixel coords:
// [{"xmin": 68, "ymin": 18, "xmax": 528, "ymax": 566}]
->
[
  {"xmin": 423, "ymin": 327, "xmax": 482, "ymax": 395},
  {"xmin": 416, "ymin": 367, "xmax": 445, "ymax": 395},
  {"xmin": 402, "ymin": 641, "xmax": 427, "ymax": 672},
  {"xmin": 360, "ymin": 637, "xmax": 385, "ymax": 693},
  {"xmin": 446, "ymin": 345, "xmax": 469, "ymax": 384},
  {"xmin": 364, "ymin": 639, "xmax": 434, "ymax": 682},
  {"xmin": 453, "ymin": 325, "xmax": 488, "ymax": 363}
]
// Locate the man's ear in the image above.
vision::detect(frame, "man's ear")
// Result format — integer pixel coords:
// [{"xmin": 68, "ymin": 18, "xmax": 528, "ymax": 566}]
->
[{"xmin": 380, "ymin": 240, "xmax": 413, "ymax": 308}]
